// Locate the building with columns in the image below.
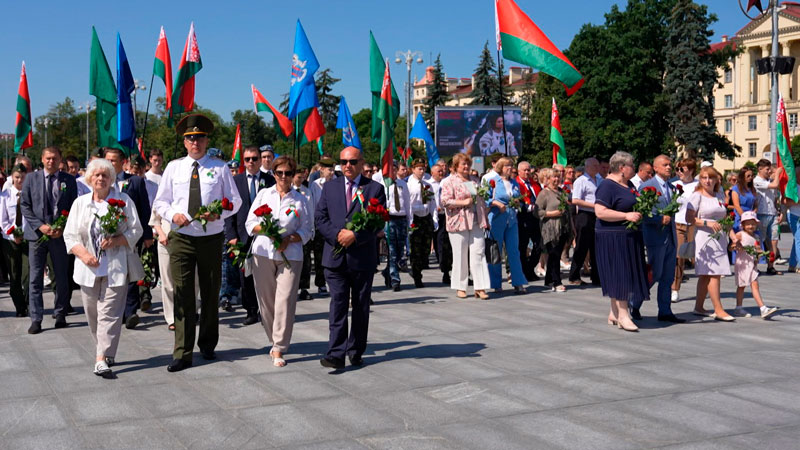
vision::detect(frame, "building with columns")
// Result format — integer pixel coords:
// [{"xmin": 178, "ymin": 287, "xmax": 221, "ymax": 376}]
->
[{"xmin": 712, "ymin": 1, "xmax": 800, "ymax": 171}]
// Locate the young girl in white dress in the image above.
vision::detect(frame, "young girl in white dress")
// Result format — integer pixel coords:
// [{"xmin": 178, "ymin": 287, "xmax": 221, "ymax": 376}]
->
[{"xmin": 733, "ymin": 211, "xmax": 779, "ymax": 319}]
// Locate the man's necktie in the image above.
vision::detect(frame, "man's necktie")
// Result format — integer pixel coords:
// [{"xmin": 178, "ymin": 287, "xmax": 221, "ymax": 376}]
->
[
  {"xmin": 45, "ymin": 174, "xmax": 55, "ymax": 222},
  {"xmin": 188, "ymin": 161, "xmax": 201, "ymax": 217},
  {"xmin": 393, "ymin": 183, "xmax": 400, "ymax": 212},
  {"xmin": 346, "ymin": 180, "xmax": 353, "ymax": 211},
  {"xmin": 249, "ymin": 175, "xmax": 257, "ymax": 203},
  {"xmin": 15, "ymin": 192, "xmax": 22, "ymax": 227}
]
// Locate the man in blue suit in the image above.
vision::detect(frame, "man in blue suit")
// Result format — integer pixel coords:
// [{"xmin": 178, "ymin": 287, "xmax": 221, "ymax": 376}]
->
[
  {"xmin": 639, "ymin": 155, "xmax": 684, "ymax": 323},
  {"xmin": 224, "ymin": 145, "xmax": 274, "ymax": 325},
  {"xmin": 315, "ymin": 146, "xmax": 386, "ymax": 369},
  {"xmin": 20, "ymin": 146, "xmax": 78, "ymax": 334}
]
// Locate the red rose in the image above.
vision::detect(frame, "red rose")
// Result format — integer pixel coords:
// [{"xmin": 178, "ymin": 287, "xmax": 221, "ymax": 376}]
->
[
  {"xmin": 730, "ymin": 211, "xmax": 735, "ymax": 218},
  {"xmin": 657, "ymin": 191, "xmax": 662, "ymax": 196},
  {"xmin": 228, "ymin": 252, "xmax": 235, "ymax": 259},
  {"xmin": 221, "ymin": 197, "xmax": 233, "ymax": 211},
  {"xmin": 769, "ymin": 252, "xmax": 776, "ymax": 262},
  {"xmin": 676, "ymin": 184, "xmax": 684, "ymax": 193},
  {"xmin": 489, "ymin": 180, "xmax": 496, "ymax": 188},
  {"xmin": 136, "ymin": 280, "xmax": 145, "ymax": 286},
  {"xmin": 107, "ymin": 199, "xmax": 117, "ymax": 207},
  {"xmin": 117, "ymin": 200, "xmax": 126, "ymax": 208},
  {"xmin": 630, "ymin": 189, "xmax": 636, "ymax": 194},
  {"xmin": 6, "ymin": 226, "xmax": 15, "ymax": 235},
  {"xmin": 410, "ymin": 223, "xmax": 417, "ymax": 229},
  {"xmin": 254, "ymin": 205, "xmax": 272, "ymax": 217},
  {"xmin": 369, "ymin": 198, "xmax": 380, "ymax": 206},
  {"xmin": 61, "ymin": 210, "xmax": 69, "ymax": 217}
]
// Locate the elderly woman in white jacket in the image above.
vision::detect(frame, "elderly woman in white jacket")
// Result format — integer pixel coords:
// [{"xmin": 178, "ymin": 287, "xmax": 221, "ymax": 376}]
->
[
  {"xmin": 64, "ymin": 158, "xmax": 143, "ymax": 377},
  {"xmin": 245, "ymin": 156, "xmax": 312, "ymax": 367}
]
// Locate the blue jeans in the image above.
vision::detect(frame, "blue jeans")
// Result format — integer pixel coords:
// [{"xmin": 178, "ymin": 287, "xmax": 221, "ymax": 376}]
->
[
  {"xmin": 383, "ymin": 217, "xmax": 408, "ymax": 285},
  {"xmin": 788, "ymin": 211, "xmax": 800, "ymax": 268},
  {"xmin": 488, "ymin": 212, "xmax": 527, "ymax": 289},
  {"xmin": 219, "ymin": 248, "xmax": 241, "ymax": 305},
  {"xmin": 645, "ymin": 242, "xmax": 677, "ymax": 315}
]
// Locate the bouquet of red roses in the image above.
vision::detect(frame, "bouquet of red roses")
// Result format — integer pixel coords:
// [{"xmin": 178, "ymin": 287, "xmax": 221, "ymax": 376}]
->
[
  {"xmin": 253, "ymin": 204, "xmax": 289, "ymax": 264},
  {"xmin": 626, "ymin": 186, "xmax": 660, "ymax": 230},
  {"xmin": 93, "ymin": 198, "xmax": 128, "ymax": 256},
  {"xmin": 188, "ymin": 197, "xmax": 234, "ymax": 231},
  {"xmin": 6, "ymin": 225, "xmax": 25, "ymax": 239},
  {"xmin": 709, "ymin": 210, "xmax": 735, "ymax": 240},
  {"xmin": 741, "ymin": 241, "xmax": 771, "ymax": 261},
  {"xmin": 658, "ymin": 184, "xmax": 682, "ymax": 218},
  {"xmin": 421, "ymin": 183, "xmax": 435, "ymax": 204},
  {"xmin": 225, "ymin": 241, "xmax": 251, "ymax": 268},
  {"xmin": 477, "ymin": 179, "xmax": 494, "ymax": 201},
  {"xmin": 37, "ymin": 210, "xmax": 69, "ymax": 244},
  {"xmin": 557, "ymin": 188, "xmax": 571, "ymax": 212},
  {"xmin": 507, "ymin": 195, "xmax": 525, "ymax": 212},
  {"xmin": 335, "ymin": 197, "xmax": 388, "ymax": 255}
]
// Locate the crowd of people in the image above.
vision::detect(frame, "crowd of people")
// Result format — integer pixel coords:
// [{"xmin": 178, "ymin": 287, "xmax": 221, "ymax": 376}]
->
[{"xmin": 1, "ymin": 113, "xmax": 796, "ymax": 377}]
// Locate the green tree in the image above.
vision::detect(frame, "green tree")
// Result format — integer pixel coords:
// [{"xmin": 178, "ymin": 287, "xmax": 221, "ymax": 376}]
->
[
  {"xmin": 315, "ymin": 68, "xmax": 341, "ymax": 131},
  {"xmin": 470, "ymin": 42, "xmax": 511, "ymax": 106},
  {"xmin": 422, "ymin": 54, "xmax": 450, "ymax": 130},
  {"xmin": 231, "ymin": 109, "xmax": 276, "ymax": 148},
  {"xmin": 665, "ymin": 0, "xmax": 739, "ymax": 160}
]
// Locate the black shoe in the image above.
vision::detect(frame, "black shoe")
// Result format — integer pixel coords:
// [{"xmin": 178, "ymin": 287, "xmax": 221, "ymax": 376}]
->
[
  {"xmin": 657, "ymin": 314, "xmax": 686, "ymax": 323},
  {"xmin": 442, "ymin": 273, "xmax": 451, "ymax": 284},
  {"xmin": 28, "ymin": 321, "xmax": 42, "ymax": 334},
  {"xmin": 630, "ymin": 308, "xmax": 643, "ymax": 320},
  {"xmin": 200, "ymin": 349, "xmax": 216, "ymax": 360},
  {"xmin": 318, "ymin": 286, "xmax": 328, "ymax": 295},
  {"xmin": 383, "ymin": 272, "xmax": 391, "ymax": 288},
  {"xmin": 468, "ymin": 279, "xmax": 473, "ymax": 286},
  {"xmin": 392, "ymin": 284, "xmax": 401, "ymax": 292},
  {"xmin": 66, "ymin": 304, "xmax": 76, "ymax": 315},
  {"xmin": 54, "ymin": 315, "xmax": 67, "ymax": 329},
  {"xmin": 167, "ymin": 359, "xmax": 192, "ymax": 372},
  {"xmin": 125, "ymin": 314, "xmax": 139, "ymax": 330},
  {"xmin": 320, "ymin": 357, "xmax": 345, "ymax": 369},
  {"xmin": 299, "ymin": 289, "xmax": 312, "ymax": 300},
  {"xmin": 242, "ymin": 314, "xmax": 259, "ymax": 326},
  {"xmin": 413, "ymin": 278, "xmax": 424, "ymax": 288},
  {"xmin": 369, "ymin": 298, "xmax": 374, "ymax": 305},
  {"xmin": 220, "ymin": 299, "xmax": 233, "ymax": 312},
  {"xmin": 349, "ymin": 355, "xmax": 363, "ymax": 366},
  {"xmin": 140, "ymin": 298, "xmax": 152, "ymax": 312}
]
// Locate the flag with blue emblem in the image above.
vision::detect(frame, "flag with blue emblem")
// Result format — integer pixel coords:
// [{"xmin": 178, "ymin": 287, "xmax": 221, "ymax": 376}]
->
[
  {"xmin": 288, "ymin": 20, "xmax": 320, "ymax": 119},
  {"xmin": 409, "ymin": 111, "xmax": 440, "ymax": 169},
  {"xmin": 116, "ymin": 33, "xmax": 136, "ymax": 155},
  {"xmin": 336, "ymin": 96, "xmax": 361, "ymax": 150}
]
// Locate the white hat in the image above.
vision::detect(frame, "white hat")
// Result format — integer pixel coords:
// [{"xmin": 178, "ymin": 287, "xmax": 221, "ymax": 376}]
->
[
  {"xmin": 700, "ymin": 161, "xmax": 713, "ymax": 168},
  {"xmin": 334, "ymin": 165, "xmax": 342, "ymax": 172}
]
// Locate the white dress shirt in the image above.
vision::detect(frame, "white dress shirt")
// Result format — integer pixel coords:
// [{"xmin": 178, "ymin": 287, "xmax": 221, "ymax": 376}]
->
[
  {"xmin": 428, "ymin": 177, "xmax": 444, "ymax": 214},
  {"xmin": 0, "ymin": 185, "xmax": 28, "ymax": 240},
  {"xmin": 572, "ymin": 173, "xmax": 600, "ymax": 212},
  {"xmin": 245, "ymin": 186, "xmax": 312, "ymax": 261},
  {"xmin": 310, "ymin": 177, "xmax": 330, "ymax": 208},
  {"xmin": 407, "ymin": 175, "xmax": 438, "ymax": 228},
  {"xmin": 673, "ymin": 179, "xmax": 698, "ymax": 225},
  {"xmin": 384, "ymin": 177, "xmax": 412, "ymax": 222},
  {"xmin": 153, "ymin": 154, "xmax": 242, "ymax": 237},
  {"xmin": 630, "ymin": 174, "xmax": 643, "ymax": 190}
]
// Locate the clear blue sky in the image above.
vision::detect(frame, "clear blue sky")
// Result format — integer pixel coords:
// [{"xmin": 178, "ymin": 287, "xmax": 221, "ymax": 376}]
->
[{"xmin": 1, "ymin": 0, "xmax": 747, "ymax": 133}]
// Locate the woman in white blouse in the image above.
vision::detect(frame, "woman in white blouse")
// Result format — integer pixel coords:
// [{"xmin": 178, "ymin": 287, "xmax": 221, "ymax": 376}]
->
[
  {"xmin": 63, "ymin": 159, "xmax": 143, "ymax": 377},
  {"xmin": 0, "ymin": 164, "xmax": 30, "ymax": 316},
  {"xmin": 246, "ymin": 156, "xmax": 312, "ymax": 367}
]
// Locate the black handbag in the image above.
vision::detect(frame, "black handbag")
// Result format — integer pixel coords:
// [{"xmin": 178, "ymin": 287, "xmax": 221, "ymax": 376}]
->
[{"xmin": 485, "ymin": 230, "xmax": 502, "ymax": 265}]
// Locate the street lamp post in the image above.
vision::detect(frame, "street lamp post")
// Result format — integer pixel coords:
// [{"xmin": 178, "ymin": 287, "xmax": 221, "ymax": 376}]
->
[
  {"xmin": 133, "ymin": 79, "xmax": 147, "ymax": 129},
  {"xmin": 395, "ymin": 50, "xmax": 423, "ymax": 150},
  {"xmin": 42, "ymin": 117, "xmax": 52, "ymax": 148},
  {"xmin": 80, "ymin": 101, "xmax": 95, "ymax": 166}
]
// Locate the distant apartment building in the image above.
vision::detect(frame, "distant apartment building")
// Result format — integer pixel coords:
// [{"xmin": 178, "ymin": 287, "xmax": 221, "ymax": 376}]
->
[{"xmin": 712, "ymin": 1, "xmax": 800, "ymax": 171}]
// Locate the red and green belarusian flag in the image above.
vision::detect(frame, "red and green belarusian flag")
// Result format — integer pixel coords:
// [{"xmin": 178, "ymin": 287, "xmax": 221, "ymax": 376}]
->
[
  {"xmin": 169, "ymin": 22, "xmax": 202, "ymax": 125},
  {"xmin": 153, "ymin": 26, "xmax": 173, "ymax": 116},
  {"xmin": 293, "ymin": 107, "xmax": 325, "ymax": 148},
  {"xmin": 550, "ymin": 98, "xmax": 567, "ymax": 165},
  {"xmin": 776, "ymin": 95, "xmax": 798, "ymax": 202},
  {"xmin": 377, "ymin": 62, "xmax": 396, "ymax": 186},
  {"xmin": 252, "ymin": 84, "xmax": 293, "ymax": 138},
  {"xmin": 14, "ymin": 61, "xmax": 33, "ymax": 153},
  {"xmin": 495, "ymin": 0, "xmax": 584, "ymax": 96},
  {"xmin": 232, "ymin": 123, "xmax": 244, "ymax": 173}
]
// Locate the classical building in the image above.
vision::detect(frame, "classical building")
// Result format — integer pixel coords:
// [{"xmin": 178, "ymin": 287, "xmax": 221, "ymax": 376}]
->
[
  {"xmin": 712, "ymin": 1, "xmax": 800, "ymax": 171},
  {"xmin": 411, "ymin": 66, "xmax": 536, "ymax": 118}
]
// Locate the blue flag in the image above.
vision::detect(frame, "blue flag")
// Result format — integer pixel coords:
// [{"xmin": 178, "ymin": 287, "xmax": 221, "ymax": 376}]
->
[
  {"xmin": 116, "ymin": 33, "xmax": 136, "ymax": 153},
  {"xmin": 335, "ymin": 96, "xmax": 362, "ymax": 150},
  {"xmin": 288, "ymin": 20, "xmax": 320, "ymax": 119},
  {"xmin": 409, "ymin": 111, "xmax": 439, "ymax": 169}
]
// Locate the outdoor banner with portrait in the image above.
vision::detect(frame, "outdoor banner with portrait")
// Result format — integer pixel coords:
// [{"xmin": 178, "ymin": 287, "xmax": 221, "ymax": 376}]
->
[{"xmin": 434, "ymin": 106, "xmax": 522, "ymax": 157}]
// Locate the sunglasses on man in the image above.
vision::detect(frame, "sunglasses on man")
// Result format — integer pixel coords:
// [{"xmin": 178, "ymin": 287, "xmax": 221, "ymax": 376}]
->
[
  {"xmin": 243, "ymin": 157, "xmax": 259, "ymax": 162},
  {"xmin": 184, "ymin": 135, "xmax": 206, "ymax": 142},
  {"xmin": 339, "ymin": 159, "xmax": 359, "ymax": 166}
]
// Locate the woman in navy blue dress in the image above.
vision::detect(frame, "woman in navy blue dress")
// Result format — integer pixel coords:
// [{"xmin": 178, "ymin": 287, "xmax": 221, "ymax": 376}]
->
[{"xmin": 594, "ymin": 151, "xmax": 649, "ymax": 332}]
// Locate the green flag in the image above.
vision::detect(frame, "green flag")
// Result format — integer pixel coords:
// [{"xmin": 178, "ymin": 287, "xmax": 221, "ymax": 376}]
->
[
  {"xmin": 369, "ymin": 31, "xmax": 400, "ymax": 142},
  {"xmin": 89, "ymin": 27, "xmax": 122, "ymax": 151},
  {"xmin": 776, "ymin": 96, "xmax": 798, "ymax": 202}
]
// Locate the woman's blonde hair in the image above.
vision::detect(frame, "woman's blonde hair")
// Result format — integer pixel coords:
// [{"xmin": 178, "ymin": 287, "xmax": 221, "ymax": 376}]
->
[
  {"xmin": 538, "ymin": 168, "xmax": 554, "ymax": 185},
  {"xmin": 694, "ymin": 166, "xmax": 721, "ymax": 193}
]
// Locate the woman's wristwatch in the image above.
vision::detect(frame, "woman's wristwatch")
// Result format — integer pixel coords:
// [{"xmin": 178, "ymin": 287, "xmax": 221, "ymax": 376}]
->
[{"xmin": 703, "ymin": 220, "xmax": 708, "ymax": 227}]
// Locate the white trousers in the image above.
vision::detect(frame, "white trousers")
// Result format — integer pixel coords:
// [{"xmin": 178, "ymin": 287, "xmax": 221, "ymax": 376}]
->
[
  {"xmin": 448, "ymin": 225, "xmax": 491, "ymax": 291},
  {"xmin": 252, "ymin": 256, "xmax": 301, "ymax": 353},
  {"xmin": 80, "ymin": 277, "xmax": 127, "ymax": 358}
]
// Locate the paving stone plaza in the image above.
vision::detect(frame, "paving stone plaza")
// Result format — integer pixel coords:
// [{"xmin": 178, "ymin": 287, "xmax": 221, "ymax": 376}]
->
[{"xmin": 1, "ymin": 247, "xmax": 800, "ymax": 450}]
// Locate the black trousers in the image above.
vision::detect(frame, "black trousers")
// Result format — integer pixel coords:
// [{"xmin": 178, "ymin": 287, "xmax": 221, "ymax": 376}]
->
[
  {"xmin": 325, "ymin": 267, "xmax": 373, "ymax": 361},
  {"xmin": 299, "ymin": 241, "xmax": 312, "ymax": 290},
  {"xmin": 517, "ymin": 210, "xmax": 541, "ymax": 280},
  {"xmin": 545, "ymin": 234, "xmax": 568, "ymax": 287},
  {"xmin": 433, "ymin": 213, "xmax": 452, "ymax": 275},
  {"xmin": 569, "ymin": 211, "xmax": 600, "ymax": 284}
]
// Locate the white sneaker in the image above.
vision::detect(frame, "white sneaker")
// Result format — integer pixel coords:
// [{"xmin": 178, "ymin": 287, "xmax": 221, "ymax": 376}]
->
[
  {"xmin": 733, "ymin": 308, "xmax": 751, "ymax": 318},
  {"xmin": 534, "ymin": 266, "xmax": 546, "ymax": 278},
  {"xmin": 671, "ymin": 290, "xmax": 679, "ymax": 303},
  {"xmin": 761, "ymin": 306, "xmax": 779, "ymax": 319},
  {"xmin": 774, "ymin": 258, "xmax": 787, "ymax": 265},
  {"xmin": 93, "ymin": 360, "xmax": 112, "ymax": 376},
  {"xmin": 560, "ymin": 260, "xmax": 571, "ymax": 270}
]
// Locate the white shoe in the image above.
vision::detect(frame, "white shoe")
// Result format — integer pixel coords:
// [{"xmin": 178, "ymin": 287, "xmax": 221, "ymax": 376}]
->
[
  {"xmin": 774, "ymin": 258, "xmax": 787, "ymax": 265},
  {"xmin": 560, "ymin": 260, "xmax": 571, "ymax": 270},
  {"xmin": 670, "ymin": 290, "xmax": 679, "ymax": 303},
  {"xmin": 534, "ymin": 266, "xmax": 545, "ymax": 278},
  {"xmin": 93, "ymin": 360, "xmax": 112, "ymax": 376},
  {"xmin": 761, "ymin": 306, "xmax": 779, "ymax": 319}
]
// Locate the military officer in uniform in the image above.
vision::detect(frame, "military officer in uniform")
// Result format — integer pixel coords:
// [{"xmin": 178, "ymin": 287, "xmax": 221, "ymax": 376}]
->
[
  {"xmin": 407, "ymin": 159, "xmax": 437, "ymax": 288},
  {"xmin": 153, "ymin": 114, "xmax": 242, "ymax": 372}
]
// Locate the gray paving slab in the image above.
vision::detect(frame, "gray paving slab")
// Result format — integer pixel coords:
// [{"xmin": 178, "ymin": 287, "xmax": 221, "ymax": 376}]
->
[{"xmin": 1, "ymin": 242, "xmax": 800, "ymax": 449}]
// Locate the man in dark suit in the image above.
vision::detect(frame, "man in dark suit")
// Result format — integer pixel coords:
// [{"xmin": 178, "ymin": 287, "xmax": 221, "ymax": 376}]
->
[
  {"xmin": 20, "ymin": 146, "xmax": 78, "ymax": 334},
  {"xmin": 103, "ymin": 147, "xmax": 153, "ymax": 329},
  {"xmin": 516, "ymin": 161, "xmax": 541, "ymax": 282},
  {"xmin": 315, "ymin": 147, "xmax": 386, "ymax": 369},
  {"xmin": 639, "ymin": 155, "xmax": 684, "ymax": 324},
  {"xmin": 224, "ymin": 145, "xmax": 274, "ymax": 325}
]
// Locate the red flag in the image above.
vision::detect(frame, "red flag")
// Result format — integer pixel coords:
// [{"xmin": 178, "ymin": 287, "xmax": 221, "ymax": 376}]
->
[
  {"xmin": 169, "ymin": 22, "xmax": 202, "ymax": 124},
  {"xmin": 378, "ymin": 62, "xmax": 395, "ymax": 184},
  {"xmin": 232, "ymin": 123, "xmax": 244, "ymax": 174},
  {"xmin": 153, "ymin": 26, "xmax": 173, "ymax": 115},
  {"xmin": 302, "ymin": 108, "xmax": 326, "ymax": 144},
  {"xmin": 14, "ymin": 61, "xmax": 33, "ymax": 152},
  {"xmin": 137, "ymin": 137, "xmax": 145, "ymax": 161},
  {"xmin": 252, "ymin": 84, "xmax": 293, "ymax": 138}
]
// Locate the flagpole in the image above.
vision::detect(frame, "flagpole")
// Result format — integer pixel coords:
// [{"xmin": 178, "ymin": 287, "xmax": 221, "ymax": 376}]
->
[
  {"xmin": 496, "ymin": 49, "xmax": 509, "ymax": 156},
  {"xmin": 140, "ymin": 72, "xmax": 156, "ymax": 154}
]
